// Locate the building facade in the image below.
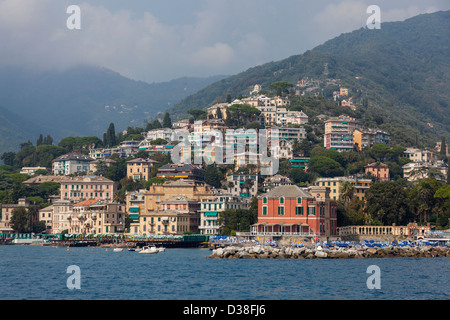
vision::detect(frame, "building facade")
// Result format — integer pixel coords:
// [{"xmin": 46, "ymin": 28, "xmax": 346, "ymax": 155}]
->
[
  {"xmin": 52, "ymin": 152, "xmax": 94, "ymax": 175},
  {"xmin": 59, "ymin": 176, "xmax": 117, "ymax": 203},
  {"xmin": 126, "ymin": 158, "xmax": 158, "ymax": 181},
  {"xmin": 253, "ymin": 185, "xmax": 337, "ymax": 239}
]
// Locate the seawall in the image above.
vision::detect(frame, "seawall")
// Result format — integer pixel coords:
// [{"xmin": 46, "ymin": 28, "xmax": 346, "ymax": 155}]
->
[{"xmin": 207, "ymin": 244, "xmax": 450, "ymax": 259}]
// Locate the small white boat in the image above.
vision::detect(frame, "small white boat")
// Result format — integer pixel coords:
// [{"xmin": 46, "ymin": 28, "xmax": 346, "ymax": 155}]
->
[
  {"xmin": 113, "ymin": 248, "xmax": 123, "ymax": 252},
  {"xmin": 139, "ymin": 246, "xmax": 158, "ymax": 254},
  {"xmin": 158, "ymin": 247, "xmax": 166, "ymax": 252}
]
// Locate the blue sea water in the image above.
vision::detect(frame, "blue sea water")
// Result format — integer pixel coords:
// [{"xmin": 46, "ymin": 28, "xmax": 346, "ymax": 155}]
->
[{"xmin": 0, "ymin": 245, "xmax": 448, "ymax": 300}]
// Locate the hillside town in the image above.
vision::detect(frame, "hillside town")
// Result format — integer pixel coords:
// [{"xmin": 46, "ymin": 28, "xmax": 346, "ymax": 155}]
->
[{"xmin": 1, "ymin": 81, "xmax": 449, "ymax": 245}]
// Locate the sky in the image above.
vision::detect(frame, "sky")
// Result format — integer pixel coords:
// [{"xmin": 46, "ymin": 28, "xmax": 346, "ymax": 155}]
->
[{"xmin": 1, "ymin": 0, "xmax": 449, "ymax": 83}]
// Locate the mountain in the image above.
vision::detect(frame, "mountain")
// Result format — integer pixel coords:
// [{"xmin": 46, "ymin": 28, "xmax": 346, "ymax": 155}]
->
[
  {"xmin": 168, "ymin": 11, "xmax": 450, "ymax": 148},
  {"xmin": 0, "ymin": 65, "xmax": 226, "ymax": 155}
]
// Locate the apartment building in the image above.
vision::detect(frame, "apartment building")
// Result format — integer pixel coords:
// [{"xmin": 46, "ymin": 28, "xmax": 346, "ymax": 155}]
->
[
  {"xmin": 324, "ymin": 115, "xmax": 360, "ymax": 152},
  {"xmin": 59, "ymin": 176, "xmax": 117, "ymax": 203},
  {"xmin": 52, "ymin": 152, "xmax": 94, "ymax": 175}
]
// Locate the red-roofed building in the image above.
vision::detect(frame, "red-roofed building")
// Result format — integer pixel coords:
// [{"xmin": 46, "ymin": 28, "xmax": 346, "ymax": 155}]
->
[
  {"xmin": 252, "ymin": 185, "xmax": 337, "ymax": 240},
  {"xmin": 364, "ymin": 162, "xmax": 389, "ymax": 181}
]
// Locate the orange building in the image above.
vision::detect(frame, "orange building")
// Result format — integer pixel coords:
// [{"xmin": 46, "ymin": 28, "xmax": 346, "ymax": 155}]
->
[
  {"xmin": 365, "ymin": 162, "xmax": 390, "ymax": 181},
  {"xmin": 253, "ymin": 185, "xmax": 337, "ymax": 239}
]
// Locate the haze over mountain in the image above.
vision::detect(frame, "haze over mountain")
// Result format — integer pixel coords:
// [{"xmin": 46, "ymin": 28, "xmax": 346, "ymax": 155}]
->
[
  {"xmin": 169, "ymin": 10, "xmax": 450, "ymax": 148},
  {"xmin": 0, "ymin": 65, "xmax": 226, "ymax": 154}
]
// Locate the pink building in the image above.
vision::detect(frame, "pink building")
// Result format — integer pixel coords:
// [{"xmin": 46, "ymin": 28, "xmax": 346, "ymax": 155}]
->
[{"xmin": 60, "ymin": 176, "xmax": 117, "ymax": 203}]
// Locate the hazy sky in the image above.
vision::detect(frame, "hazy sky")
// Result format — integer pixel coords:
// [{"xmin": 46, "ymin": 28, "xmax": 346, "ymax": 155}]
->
[{"xmin": 1, "ymin": 0, "xmax": 449, "ymax": 83}]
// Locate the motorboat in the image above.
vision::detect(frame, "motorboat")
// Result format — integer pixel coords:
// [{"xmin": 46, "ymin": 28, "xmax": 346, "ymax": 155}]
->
[
  {"xmin": 139, "ymin": 246, "xmax": 158, "ymax": 254},
  {"xmin": 113, "ymin": 248, "xmax": 123, "ymax": 252},
  {"xmin": 158, "ymin": 247, "xmax": 166, "ymax": 252}
]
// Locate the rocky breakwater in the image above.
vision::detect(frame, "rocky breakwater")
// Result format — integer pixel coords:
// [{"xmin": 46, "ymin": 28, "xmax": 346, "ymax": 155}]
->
[{"xmin": 207, "ymin": 245, "xmax": 450, "ymax": 259}]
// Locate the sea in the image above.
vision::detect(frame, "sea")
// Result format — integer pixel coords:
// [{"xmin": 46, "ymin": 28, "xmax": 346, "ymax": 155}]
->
[{"xmin": 0, "ymin": 245, "xmax": 448, "ymax": 301}]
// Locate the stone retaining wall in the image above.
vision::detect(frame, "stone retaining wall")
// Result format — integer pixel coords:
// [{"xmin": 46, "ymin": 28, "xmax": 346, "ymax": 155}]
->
[{"xmin": 207, "ymin": 245, "xmax": 450, "ymax": 259}]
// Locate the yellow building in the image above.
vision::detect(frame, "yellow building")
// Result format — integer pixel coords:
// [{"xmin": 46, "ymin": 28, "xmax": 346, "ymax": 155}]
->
[
  {"xmin": 126, "ymin": 179, "xmax": 215, "ymax": 234},
  {"xmin": 340, "ymin": 88, "xmax": 349, "ymax": 96},
  {"xmin": 139, "ymin": 196, "xmax": 201, "ymax": 235},
  {"xmin": 127, "ymin": 158, "xmax": 158, "ymax": 181},
  {"xmin": 314, "ymin": 177, "xmax": 372, "ymax": 202}
]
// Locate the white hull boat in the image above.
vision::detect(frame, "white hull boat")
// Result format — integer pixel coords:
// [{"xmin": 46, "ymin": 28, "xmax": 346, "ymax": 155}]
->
[{"xmin": 139, "ymin": 246, "xmax": 158, "ymax": 254}]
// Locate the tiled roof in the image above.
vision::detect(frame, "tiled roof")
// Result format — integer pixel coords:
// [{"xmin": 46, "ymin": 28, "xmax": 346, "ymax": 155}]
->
[
  {"xmin": 74, "ymin": 199, "xmax": 100, "ymax": 206},
  {"xmin": 260, "ymin": 185, "xmax": 313, "ymax": 199},
  {"xmin": 53, "ymin": 152, "xmax": 94, "ymax": 162}
]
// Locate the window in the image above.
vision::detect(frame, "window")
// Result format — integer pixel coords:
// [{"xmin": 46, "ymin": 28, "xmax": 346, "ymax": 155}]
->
[
  {"xmin": 262, "ymin": 206, "xmax": 267, "ymax": 215},
  {"xmin": 296, "ymin": 207, "xmax": 303, "ymax": 215},
  {"xmin": 278, "ymin": 206, "xmax": 284, "ymax": 215},
  {"xmin": 297, "ymin": 197, "xmax": 302, "ymax": 204},
  {"xmin": 280, "ymin": 197, "xmax": 285, "ymax": 204},
  {"xmin": 308, "ymin": 207, "xmax": 316, "ymax": 215},
  {"xmin": 263, "ymin": 197, "xmax": 268, "ymax": 204}
]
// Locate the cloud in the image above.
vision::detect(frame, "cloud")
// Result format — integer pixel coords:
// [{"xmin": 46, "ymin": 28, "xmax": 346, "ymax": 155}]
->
[
  {"xmin": 189, "ymin": 42, "xmax": 235, "ymax": 67},
  {"xmin": 0, "ymin": 0, "xmax": 448, "ymax": 82}
]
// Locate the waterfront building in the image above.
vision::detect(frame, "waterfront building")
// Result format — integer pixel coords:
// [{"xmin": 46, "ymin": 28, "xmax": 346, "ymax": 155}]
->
[
  {"xmin": 125, "ymin": 179, "xmax": 215, "ymax": 233},
  {"xmin": 137, "ymin": 196, "xmax": 201, "ymax": 235},
  {"xmin": 199, "ymin": 190, "xmax": 247, "ymax": 236},
  {"xmin": 252, "ymin": 185, "xmax": 337, "ymax": 239},
  {"xmin": 51, "ymin": 200, "xmax": 73, "ymax": 234},
  {"xmin": 338, "ymin": 222, "xmax": 434, "ymax": 240},
  {"xmin": 39, "ymin": 205, "xmax": 54, "ymax": 233},
  {"xmin": 69, "ymin": 200, "xmax": 125, "ymax": 235},
  {"xmin": 0, "ymin": 198, "xmax": 39, "ymax": 233},
  {"xmin": 59, "ymin": 176, "xmax": 117, "ymax": 203},
  {"xmin": 52, "ymin": 152, "xmax": 94, "ymax": 175},
  {"xmin": 314, "ymin": 177, "xmax": 372, "ymax": 202},
  {"xmin": 364, "ymin": 162, "xmax": 390, "ymax": 181},
  {"xmin": 126, "ymin": 158, "xmax": 158, "ymax": 181}
]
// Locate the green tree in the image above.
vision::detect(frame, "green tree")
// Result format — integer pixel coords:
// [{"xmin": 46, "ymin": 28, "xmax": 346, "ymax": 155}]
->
[
  {"xmin": 187, "ymin": 109, "xmax": 207, "ymax": 121},
  {"xmin": 1, "ymin": 152, "xmax": 16, "ymax": 166},
  {"xmin": 365, "ymin": 181, "xmax": 413, "ymax": 225},
  {"xmin": 103, "ymin": 123, "xmax": 117, "ymax": 147},
  {"xmin": 204, "ymin": 164, "xmax": 222, "ymax": 189},
  {"xmin": 163, "ymin": 112, "xmax": 172, "ymax": 128},
  {"xmin": 308, "ymin": 156, "xmax": 344, "ymax": 177},
  {"xmin": 440, "ymin": 136, "xmax": 446, "ymax": 159},
  {"xmin": 268, "ymin": 81, "xmax": 294, "ymax": 96},
  {"xmin": 10, "ymin": 207, "xmax": 29, "ymax": 233},
  {"xmin": 218, "ymin": 198, "xmax": 258, "ymax": 235},
  {"xmin": 288, "ymin": 167, "xmax": 309, "ymax": 184},
  {"xmin": 409, "ymin": 178, "xmax": 444, "ymax": 223}
]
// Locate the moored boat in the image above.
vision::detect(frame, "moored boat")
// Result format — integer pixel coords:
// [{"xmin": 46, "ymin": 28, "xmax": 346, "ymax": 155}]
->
[{"xmin": 139, "ymin": 246, "xmax": 158, "ymax": 254}]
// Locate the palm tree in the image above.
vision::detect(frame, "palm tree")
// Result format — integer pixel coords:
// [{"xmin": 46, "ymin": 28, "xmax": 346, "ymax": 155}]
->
[{"xmin": 340, "ymin": 181, "xmax": 355, "ymax": 209}]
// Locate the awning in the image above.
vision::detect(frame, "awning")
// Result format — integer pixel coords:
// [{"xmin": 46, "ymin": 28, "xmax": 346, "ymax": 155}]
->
[{"xmin": 204, "ymin": 212, "xmax": 218, "ymax": 217}]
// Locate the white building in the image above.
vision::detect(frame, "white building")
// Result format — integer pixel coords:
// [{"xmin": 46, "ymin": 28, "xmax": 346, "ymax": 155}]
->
[{"xmin": 52, "ymin": 153, "xmax": 94, "ymax": 176}]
